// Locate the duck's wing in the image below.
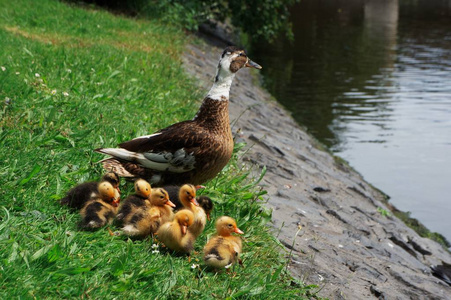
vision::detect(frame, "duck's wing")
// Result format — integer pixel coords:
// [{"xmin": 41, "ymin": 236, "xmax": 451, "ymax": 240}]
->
[
  {"xmin": 119, "ymin": 121, "xmax": 198, "ymax": 152},
  {"xmin": 96, "ymin": 121, "xmax": 210, "ymax": 174}
]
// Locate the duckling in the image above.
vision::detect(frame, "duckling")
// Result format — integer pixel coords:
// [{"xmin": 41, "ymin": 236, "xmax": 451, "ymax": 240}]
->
[
  {"xmin": 197, "ymin": 195, "xmax": 214, "ymax": 221},
  {"xmin": 162, "ymin": 184, "xmax": 205, "ymax": 209},
  {"xmin": 96, "ymin": 46, "xmax": 262, "ymax": 186},
  {"xmin": 115, "ymin": 179, "xmax": 151, "ymax": 225},
  {"xmin": 156, "ymin": 210, "xmax": 195, "ymax": 254},
  {"xmin": 146, "ymin": 188, "xmax": 176, "ymax": 233},
  {"xmin": 122, "ymin": 187, "xmax": 176, "ymax": 237},
  {"xmin": 79, "ymin": 181, "xmax": 120, "ymax": 230},
  {"xmin": 60, "ymin": 171, "xmax": 120, "ymax": 210},
  {"xmin": 203, "ymin": 216, "xmax": 244, "ymax": 269},
  {"xmin": 178, "ymin": 184, "xmax": 206, "ymax": 238}
]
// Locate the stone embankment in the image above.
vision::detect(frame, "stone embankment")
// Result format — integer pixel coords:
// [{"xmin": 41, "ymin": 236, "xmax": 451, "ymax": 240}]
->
[{"xmin": 183, "ymin": 38, "xmax": 451, "ymax": 299}]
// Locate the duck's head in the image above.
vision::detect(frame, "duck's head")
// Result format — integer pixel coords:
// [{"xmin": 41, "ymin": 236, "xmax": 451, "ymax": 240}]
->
[
  {"xmin": 215, "ymin": 46, "xmax": 261, "ymax": 82},
  {"xmin": 150, "ymin": 188, "xmax": 176, "ymax": 207},
  {"xmin": 134, "ymin": 179, "xmax": 151, "ymax": 198},
  {"xmin": 216, "ymin": 216, "xmax": 244, "ymax": 236},
  {"xmin": 98, "ymin": 181, "xmax": 117, "ymax": 204},
  {"xmin": 179, "ymin": 184, "xmax": 198, "ymax": 206},
  {"xmin": 175, "ymin": 210, "xmax": 194, "ymax": 235},
  {"xmin": 197, "ymin": 195, "xmax": 214, "ymax": 221}
]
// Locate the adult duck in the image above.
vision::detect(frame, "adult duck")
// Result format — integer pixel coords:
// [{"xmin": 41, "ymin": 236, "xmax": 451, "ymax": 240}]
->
[{"xmin": 95, "ymin": 46, "xmax": 261, "ymax": 185}]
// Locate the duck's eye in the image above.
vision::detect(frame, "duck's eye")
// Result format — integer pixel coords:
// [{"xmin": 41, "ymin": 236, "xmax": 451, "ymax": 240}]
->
[
  {"xmin": 228, "ymin": 224, "xmax": 233, "ymax": 228},
  {"xmin": 160, "ymin": 195, "xmax": 164, "ymax": 199},
  {"xmin": 239, "ymin": 52, "xmax": 245, "ymax": 57}
]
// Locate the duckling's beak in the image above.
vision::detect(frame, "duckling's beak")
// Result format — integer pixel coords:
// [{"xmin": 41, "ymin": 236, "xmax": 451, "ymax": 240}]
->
[
  {"xmin": 181, "ymin": 225, "xmax": 187, "ymax": 235},
  {"xmin": 112, "ymin": 199, "xmax": 120, "ymax": 207},
  {"xmin": 234, "ymin": 227, "xmax": 244, "ymax": 234},
  {"xmin": 195, "ymin": 185, "xmax": 206, "ymax": 190},
  {"xmin": 206, "ymin": 213, "xmax": 211, "ymax": 221},
  {"xmin": 245, "ymin": 59, "xmax": 262, "ymax": 69},
  {"xmin": 166, "ymin": 199, "xmax": 176, "ymax": 208},
  {"xmin": 191, "ymin": 198, "xmax": 199, "ymax": 206}
]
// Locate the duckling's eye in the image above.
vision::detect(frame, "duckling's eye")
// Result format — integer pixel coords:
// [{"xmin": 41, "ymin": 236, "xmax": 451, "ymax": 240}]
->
[
  {"xmin": 160, "ymin": 195, "xmax": 164, "ymax": 199},
  {"xmin": 228, "ymin": 224, "xmax": 233, "ymax": 228},
  {"xmin": 239, "ymin": 52, "xmax": 245, "ymax": 57}
]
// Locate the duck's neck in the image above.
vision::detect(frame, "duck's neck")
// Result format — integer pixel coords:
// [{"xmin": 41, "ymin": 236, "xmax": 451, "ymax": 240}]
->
[
  {"xmin": 206, "ymin": 71, "xmax": 235, "ymax": 101},
  {"xmin": 194, "ymin": 71, "xmax": 234, "ymax": 120}
]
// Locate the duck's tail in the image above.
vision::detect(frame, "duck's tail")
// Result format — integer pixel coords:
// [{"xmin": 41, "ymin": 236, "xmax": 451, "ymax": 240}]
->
[{"xmin": 97, "ymin": 157, "xmax": 135, "ymax": 178}]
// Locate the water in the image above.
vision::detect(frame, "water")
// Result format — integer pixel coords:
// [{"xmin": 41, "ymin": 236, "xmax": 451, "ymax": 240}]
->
[{"xmin": 251, "ymin": 0, "xmax": 451, "ymax": 244}]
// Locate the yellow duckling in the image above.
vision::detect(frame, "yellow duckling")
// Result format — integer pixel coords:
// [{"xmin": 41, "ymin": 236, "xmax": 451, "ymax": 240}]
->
[
  {"xmin": 122, "ymin": 187, "xmax": 176, "ymax": 237},
  {"xmin": 203, "ymin": 216, "xmax": 244, "ymax": 269},
  {"xmin": 116, "ymin": 179, "xmax": 151, "ymax": 225},
  {"xmin": 147, "ymin": 188, "xmax": 176, "ymax": 233},
  {"xmin": 161, "ymin": 184, "xmax": 205, "ymax": 209},
  {"xmin": 79, "ymin": 181, "xmax": 120, "ymax": 230},
  {"xmin": 178, "ymin": 184, "xmax": 206, "ymax": 238},
  {"xmin": 156, "ymin": 210, "xmax": 195, "ymax": 254}
]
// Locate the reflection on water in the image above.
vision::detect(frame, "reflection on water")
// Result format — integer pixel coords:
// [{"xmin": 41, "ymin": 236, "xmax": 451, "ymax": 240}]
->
[{"xmin": 251, "ymin": 0, "xmax": 451, "ymax": 244}]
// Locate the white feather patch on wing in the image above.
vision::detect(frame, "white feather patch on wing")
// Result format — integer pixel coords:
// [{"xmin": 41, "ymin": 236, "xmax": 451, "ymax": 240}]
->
[
  {"xmin": 98, "ymin": 148, "xmax": 195, "ymax": 173},
  {"xmin": 132, "ymin": 132, "xmax": 162, "ymax": 140}
]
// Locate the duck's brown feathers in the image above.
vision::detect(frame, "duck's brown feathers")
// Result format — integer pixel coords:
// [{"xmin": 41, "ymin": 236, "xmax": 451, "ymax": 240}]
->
[{"xmin": 100, "ymin": 98, "xmax": 233, "ymax": 185}]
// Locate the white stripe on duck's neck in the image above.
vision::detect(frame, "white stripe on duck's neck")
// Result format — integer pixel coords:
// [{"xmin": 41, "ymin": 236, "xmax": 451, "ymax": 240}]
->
[{"xmin": 206, "ymin": 56, "xmax": 236, "ymax": 101}]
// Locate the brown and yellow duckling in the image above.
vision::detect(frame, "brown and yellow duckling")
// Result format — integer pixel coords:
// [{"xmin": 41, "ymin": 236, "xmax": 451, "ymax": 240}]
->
[
  {"xmin": 79, "ymin": 181, "xmax": 120, "ymax": 230},
  {"xmin": 60, "ymin": 171, "xmax": 120, "ymax": 210},
  {"xmin": 115, "ymin": 179, "xmax": 151, "ymax": 225},
  {"xmin": 156, "ymin": 210, "xmax": 195, "ymax": 254},
  {"xmin": 122, "ymin": 187, "xmax": 175, "ymax": 237},
  {"xmin": 178, "ymin": 184, "xmax": 206, "ymax": 238},
  {"xmin": 203, "ymin": 216, "xmax": 244, "ymax": 269}
]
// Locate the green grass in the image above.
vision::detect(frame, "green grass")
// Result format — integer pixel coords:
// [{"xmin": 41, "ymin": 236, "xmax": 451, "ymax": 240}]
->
[{"xmin": 0, "ymin": 0, "xmax": 319, "ymax": 298}]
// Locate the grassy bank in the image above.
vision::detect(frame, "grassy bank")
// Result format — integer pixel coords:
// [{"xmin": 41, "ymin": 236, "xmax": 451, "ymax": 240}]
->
[{"xmin": 0, "ymin": 0, "xmax": 317, "ymax": 298}]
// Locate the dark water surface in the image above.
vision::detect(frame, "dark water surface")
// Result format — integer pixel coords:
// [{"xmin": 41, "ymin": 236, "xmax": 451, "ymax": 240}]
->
[{"xmin": 251, "ymin": 0, "xmax": 451, "ymax": 243}]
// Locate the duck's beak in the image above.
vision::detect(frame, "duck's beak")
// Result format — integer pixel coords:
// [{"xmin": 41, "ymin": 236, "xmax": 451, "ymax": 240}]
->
[
  {"xmin": 206, "ymin": 213, "xmax": 211, "ymax": 221},
  {"xmin": 195, "ymin": 185, "xmax": 206, "ymax": 190},
  {"xmin": 245, "ymin": 59, "xmax": 262, "ymax": 69},
  {"xmin": 166, "ymin": 199, "xmax": 176, "ymax": 208},
  {"xmin": 234, "ymin": 227, "xmax": 244, "ymax": 234},
  {"xmin": 181, "ymin": 225, "xmax": 187, "ymax": 235}
]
